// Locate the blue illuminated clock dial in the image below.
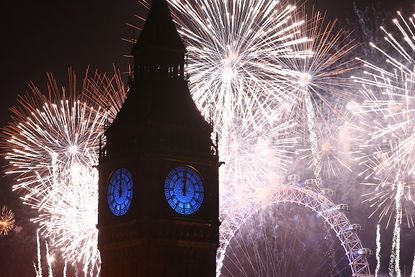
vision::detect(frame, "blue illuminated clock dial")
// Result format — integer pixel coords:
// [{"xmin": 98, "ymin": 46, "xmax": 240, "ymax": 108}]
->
[
  {"xmin": 164, "ymin": 166, "xmax": 204, "ymax": 215},
  {"xmin": 107, "ymin": 168, "xmax": 134, "ymax": 216}
]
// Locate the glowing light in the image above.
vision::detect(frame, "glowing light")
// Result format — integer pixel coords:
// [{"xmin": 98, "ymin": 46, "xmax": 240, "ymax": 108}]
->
[
  {"xmin": 375, "ymin": 224, "xmax": 381, "ymax": 277},
  {"xmin": 389, "ymin": 182, "xmax": 403, "ymax": 276},
  {"xmin": 0, "ymin": 206, "xmax": 15, "ymax": 236},
  {"xmin": 1, "ymin": 69, "xmax": 113, "ymax": 275},
  {"xmin": 68, "ymin": 145, "xmax": 78, "ymax": 154},
  {"xmin": 298, "ymin": 72, "xmax": 312, "ymax": 86},
  {"xmin": 35, "ymin": 230, "xmax": 68, "ymax": 277},
  {"xmin": 348, "ymin": 11, "xmax": 415, "ymax": 227},
  {"xmin": 347, "ymin": 10, "xmax": 415, "ymax": 277},
  {"xmin": 168, "ymin": 0, "xmax": 312, "ymax": 133},
  {"xmin": 282, "ymin": 11, "xmax": 356, "ymax": 186}
]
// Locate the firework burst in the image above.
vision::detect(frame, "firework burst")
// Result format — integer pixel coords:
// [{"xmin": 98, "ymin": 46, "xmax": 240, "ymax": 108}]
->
[
  {"xmin": 167, "ymin": 0, "xmax": 311, "ymax": 132},
  {"xmin": 281, "ymin": 10, "xmax": 357, "ymax": 188},
  {"xmin": 297, "ymin": 105, "xmax": 354, "ymax": 180},
  {"xmin": 346, "ymin": 10, "xmax": 415, "ymax": 277},
  {"xmin": 0, "ymin": 205, "xmax": 15, "ymax": 236},
  {"xmin": 1, "ymin": 69, "xmax": 116, "ymax": 275},
  {"xmin": 348, "ymin": 11, "xmax": 415, "ymax": 228},
  {"xmin": 218, "ymin": 114, "xmax": 298, "ymax": 211}
]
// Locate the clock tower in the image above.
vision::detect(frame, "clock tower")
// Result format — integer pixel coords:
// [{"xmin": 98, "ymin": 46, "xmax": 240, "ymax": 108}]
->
[{"xmin": 97, "ymin": 0, "xmax": 220, "ymax": 276}]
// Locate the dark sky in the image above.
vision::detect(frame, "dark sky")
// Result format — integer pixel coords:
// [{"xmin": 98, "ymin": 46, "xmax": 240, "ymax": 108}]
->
[{"xmin": 0, "ymin": 0, "xmax": 414, "ymax": 276}]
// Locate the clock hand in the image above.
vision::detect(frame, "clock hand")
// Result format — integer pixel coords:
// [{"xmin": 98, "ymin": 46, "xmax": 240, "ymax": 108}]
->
[
  {"xmin": 182, "ymin": 174, "xmax": 187, "ymax": 196},
  {"xmin": 118, "ymin": 182, "xmax": 122, "ymax": 199}
]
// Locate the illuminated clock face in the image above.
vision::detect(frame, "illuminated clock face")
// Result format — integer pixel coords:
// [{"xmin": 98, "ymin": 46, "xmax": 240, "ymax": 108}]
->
[
  {"xmin": 107, "ymin": 168, "xmax": 134, "ymax": 216},
  {"xmin": 164, "ymin": 166, "xmax": 204, "ymax": 215}
]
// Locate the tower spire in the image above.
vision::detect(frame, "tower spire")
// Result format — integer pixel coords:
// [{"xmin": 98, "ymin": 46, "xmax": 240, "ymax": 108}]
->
[
  {"xmin": 98, "ymin": 1, "xmax": 220, "ymax": 276},
  {"xmin": 133, "ymin": 0, "xmax": 186, "ymax": 80},
  {"xmin": 105, "ymin": 0, "xmax": 211, "ymax": 156}
]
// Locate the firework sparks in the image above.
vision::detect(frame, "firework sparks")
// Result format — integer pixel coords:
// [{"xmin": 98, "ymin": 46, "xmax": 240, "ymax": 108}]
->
[
  {"xmin": 0, "ymin": 205, "xmax": 15, "ymax": 236},
  {"xmin": 136, "ymin": 0, "xmax": 316, "ymax": 214},
  {"xmin": 167, "ymin": 0, "xmax": 311, "ymax": 132},
  {"xmin": 281, "ymin": 10, "xmax": 356, "ymax": 187},
  {"xmin": 84, "ymin": 67, "xmax": 127, "ymax": 122},
  {"xmin": 375, "ymin": 224, "xmax": 381, "ymax": 277},
  {"xmin": 34, "ymin": 230, "xmax": 68, "ymax": 277},
  {"xmin": 219, "ymin": 114, "xmax": 297, "ymax": 211},
  {"xmin": 297, "ymin": 107, "xmax": 354, "ymax": 180},
  {"xmin": 347, "ymin": 11, "xmax": 415, "ymax": 228},
  {"xmin": 389, "ymin": 182, "xmax": 403, "ymax": 276},
  {"xmin": 1, "ymin": 69, "xmax": 113, "ymax": 275}
]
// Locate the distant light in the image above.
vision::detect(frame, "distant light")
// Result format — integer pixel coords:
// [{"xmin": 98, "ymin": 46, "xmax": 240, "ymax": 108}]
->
[
  {"xmin": 222, "ymin": 67, "xmax": 235, "ymax": 82},
  {"xmin": 298, "ymin": 72, "xmax": 312, "ymax": 86},
  {"xmin": 321, "ymin": 143, "xmax": 333, "ymax": 153},
  {"xmin": 48, "ymin": 254, "xmax": 56, "ymax": 263},
  {"xmin": 68, "ymin": 145, "xmax": 78, "ymax": 154}
]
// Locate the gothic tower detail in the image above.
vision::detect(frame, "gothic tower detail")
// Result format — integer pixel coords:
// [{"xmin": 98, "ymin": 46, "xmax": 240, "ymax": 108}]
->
[{"xmin": 97, "ymin": 0, "xmax": 220, "ymax": 276}]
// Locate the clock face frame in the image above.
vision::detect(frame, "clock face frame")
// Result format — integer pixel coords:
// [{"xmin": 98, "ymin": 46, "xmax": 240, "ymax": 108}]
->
[
  {"xmin": 107, "ymin": 168, "xmax": 134, "ymax": 216},
  {"xmin": 164, "ymin": 166, "xmax": 205, "ymax": 215}
]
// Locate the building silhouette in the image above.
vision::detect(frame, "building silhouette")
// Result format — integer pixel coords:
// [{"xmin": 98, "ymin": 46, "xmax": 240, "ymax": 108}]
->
[{"xmin": 97, "ymin": 0, "xmax": 220, "ymax": 276}]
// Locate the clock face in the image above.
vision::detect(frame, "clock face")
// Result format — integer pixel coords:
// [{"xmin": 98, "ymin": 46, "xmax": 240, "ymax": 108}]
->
[
  {"xmin": 164, "ymin": 166, "xmax": 204, "ymax": 215},
  {"xmin": 107, "ymin": 168, "xmax": 134, "ymax": 216}
]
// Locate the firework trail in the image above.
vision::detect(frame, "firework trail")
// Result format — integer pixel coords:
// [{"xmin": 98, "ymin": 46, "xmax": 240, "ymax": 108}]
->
[
  {"xmin": 282, "ymin": 10, "xmax": 356, "ymax": 188},
  {"xmin": 348, "ymin": 11, "xmax": 415, "ymax": 228},
  {"xmin": 35, "ymin": 230, "xmax": 68, "ymax": 277},
  {"xmin": 411, "ymin": 253, "xmax": 415, "ymax": 277},
  {"xmin": 1, "ymin": 69, "xmax": 116, "ymax": 275},
  {"xmin": 0, "ymin": 205, "xmax": 15, "ymax": 236},
  {"xmin": 35, "ymin": 231, "xmax": 42, "ymax": 277},
  {"xmin": 84, "ymin": 66, "xmax": 127, "ymax": 122},
  {"xmin": 375, "ymin": 224, "xmax": 382, "ymax": 277},
  {"xmin": 375, "ymin": 224, "xmax": 381, "ymax": 277},
  {"xmin": 389, "ymin": 182, "xmax": 403, "ymax": 277},
  {"xmin": 46, "ymin": 242, "xmax": 54, "ymax": 277}
]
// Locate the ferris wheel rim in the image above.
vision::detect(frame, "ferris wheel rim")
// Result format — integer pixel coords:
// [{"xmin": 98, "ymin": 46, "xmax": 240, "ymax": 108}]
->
[{"xmin": 216, "ymin": 185, "xmax": 372, "ymax": 277}]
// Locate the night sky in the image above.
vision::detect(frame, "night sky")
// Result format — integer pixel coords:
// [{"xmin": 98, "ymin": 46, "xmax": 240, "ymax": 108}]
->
[{"xmin": 1, "ymin": 0, "xmax": 415, "ymax": 276}]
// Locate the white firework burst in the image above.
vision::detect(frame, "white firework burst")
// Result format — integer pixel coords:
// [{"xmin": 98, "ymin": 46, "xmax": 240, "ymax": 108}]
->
[{"xmin": 1, "ymin": 69, "xmax": 116, "ymax": 275}]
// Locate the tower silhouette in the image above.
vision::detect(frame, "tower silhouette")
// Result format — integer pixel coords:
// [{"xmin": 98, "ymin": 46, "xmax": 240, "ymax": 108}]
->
[{"xmin": 97, "ymin": 0, "xmax": 220, "ymax": 276}]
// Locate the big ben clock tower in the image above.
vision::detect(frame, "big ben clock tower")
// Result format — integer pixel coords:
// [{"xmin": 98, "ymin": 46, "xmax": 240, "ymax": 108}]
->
[{"xmin": 97, "ymin": 0, "xmax": 220, "ymax": 276}]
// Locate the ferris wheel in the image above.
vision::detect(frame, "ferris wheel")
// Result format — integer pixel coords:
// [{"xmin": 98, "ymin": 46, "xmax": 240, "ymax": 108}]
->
[{"xmin": 217, "ymin": 179, "xmax": 372, "ymax": 277}]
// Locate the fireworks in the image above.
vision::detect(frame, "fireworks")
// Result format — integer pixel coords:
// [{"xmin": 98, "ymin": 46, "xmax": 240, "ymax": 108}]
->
[
  {"xmin": 217, "ymin": 184, "xmax": 372, "ymax": 276},
  {"xmin": 162, "ymin": 0, "xmax": 317, "ymax": 215},
  {"xmin": 297, "ymin": 106, "xmax": 354, "ymax": 180},
  {"xmin": 34, "ymin": 230, "xmax": 69, "ymax": 277},
  {"xmin": 1, "ymin": 69, "xmax": 114, "ymax": 275},
  {"xmin": 375, "ymin": 224, "xmax": 381, "ymax": 276},
  {"xmin": 167, "ymin": 0, "xmax": 311, "ymax": 132},
  {"xmin": 0, "ymin": 205, "xmax": 15, "ymax": 236},
  {"xmin": 222, "ymin": 205, "xmax": 339, "ymax": 276},
  {"xmin": 348, "ymin": 11, "xmax": 415, "ymax": 228},
  {"xmin": 281, "ymin": 10, "xmax": 356, "ymax": 187},
  {"xmin": 84, "ymin": 67, "xmax": 127, "ymax": 122},
  {"xmin": 218, "ymin": 115, "xmax": 297, "ymax": 210},
  {"xmin": 346, "ymin": 10, "xmax": 415, "ymax": 277}
]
